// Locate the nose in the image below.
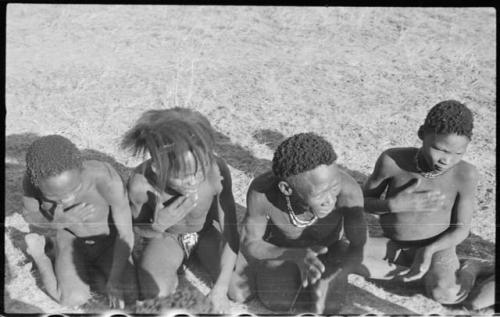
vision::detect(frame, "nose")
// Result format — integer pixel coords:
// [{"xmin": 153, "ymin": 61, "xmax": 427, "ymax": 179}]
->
[
  {"xmin": 439, "ymin": 155, "xmax": 451, "ymax": 165},
  {"xmin": 322, "ymin": 192, "xmax": 335, "ymax": 207}
]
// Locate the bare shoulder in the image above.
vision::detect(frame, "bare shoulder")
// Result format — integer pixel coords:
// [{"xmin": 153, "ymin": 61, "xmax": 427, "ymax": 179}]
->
[
  {"xmin": 377, "ymin": 147, "xmax": 414, "ymax": 173},
  {"xmin": 339, "ymin": 169, "xmax": 363, "ymax": 207},
  {"xmin": 82, "ymin": 160, "xmax": 121, "ymax": 183},
  {"xmin": 454, "ymin": 160, "xmax": 479, "ymax": 184},
  {"xmin": 214, "ymin": 155, "xmax": 231, "ymax": 182},
  {"xmin": 246, "ymin": 171, "xmax": 275, "ymax": 214},
  {"xmin": 128, "ymin": 165, "xmax": 153, "ymax": 203},
  {"xmin": 249, "ymin": 171, "xmax": 274, "ymax": 195}
]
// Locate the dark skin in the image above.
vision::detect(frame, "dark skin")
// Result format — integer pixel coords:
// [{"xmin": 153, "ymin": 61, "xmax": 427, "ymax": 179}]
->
[
  {"xmin": 128, "ymin": 153, "xmax": 239, "ymax": 313},
  {"xmin": 361, "ymin": 132, "xmax": 489, "ymax": 305},
  {"xmin": 235, "ymin": 163, "xmax": 367, "ymax": 313},
  {"xmin": 22, "ymin": 160, "xmax": 136, "ymax": 308}
]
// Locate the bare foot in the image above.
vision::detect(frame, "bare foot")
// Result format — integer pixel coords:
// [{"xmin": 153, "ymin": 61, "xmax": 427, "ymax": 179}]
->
[
  {"xmin": 464, "ymin": 274, "xmax": 495, "ymax": 311},
  {"xmin": 25, "ymin": 233, "xmax": 46, "ymax": 258},
  {"xmin": 460, "ymin": 258, "xmax": 495, "ymax": 278}
]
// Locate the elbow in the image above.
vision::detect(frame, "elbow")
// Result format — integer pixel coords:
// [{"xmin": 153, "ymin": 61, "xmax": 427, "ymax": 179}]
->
[
  {"xmin": 116, "ymin": 231, "xmax": 134, "ymax": 249},
  {"xmin": 449, "ymin": 223, "xmax": 470, "ymax": 244},
  {"xmin": 241, "ymin": 240, "xmax": 259, "ymax": 261}
]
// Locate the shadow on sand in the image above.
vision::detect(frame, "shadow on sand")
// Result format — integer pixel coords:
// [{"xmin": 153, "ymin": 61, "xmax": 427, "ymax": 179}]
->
[{"xmin": 5, "ymin": 130, "xmax": 495, "ymax": 314}]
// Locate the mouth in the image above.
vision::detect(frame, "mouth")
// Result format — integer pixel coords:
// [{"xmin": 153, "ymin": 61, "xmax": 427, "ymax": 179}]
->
[
  {"xmin": 315, "ymin": 208, "xmax": 334, "ymax": 218},
  {"xmin": 434, "ymin": 165, "xmax": 446, "ymax": 172},
  {"xmin": 175, "ymin": 187, "xmax": 198, "ymax": 195}
]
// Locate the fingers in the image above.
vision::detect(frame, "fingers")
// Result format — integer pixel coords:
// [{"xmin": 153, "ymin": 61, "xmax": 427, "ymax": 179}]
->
[
  {"xmin": 300, "ymin": 266, "xmax": 309, "ymax": 288},
  {"xmin": 309, "ymin": 266, "xmax": 323, "ymax": 285},
  {"xmin": 315, "ymin": 246, "xmax": 329, "ymax": 255},
  {"xmin": 172, "ymin": 195, "xmax": 189, "ymax": 208},
  {"xmin": 81, "ymin": 203, "xmax": 96, "ymax": 220},
  {"xmin": 306, "ymin": 256, "xmax": 326, "ymax": 275},
  {"xmin": 172, "ymin": 194, "xmax": 198, "ymax": 210},
  {"xmin": 402, "ymin": 270, "xmax": 426, "ymax": 282},
  {"xmin": 108, "ymin": 295, "xmax": 125, "ymax": 309},
  {"xmin": 404, "ymin": 178, "xmax": 421, "ymax": 193}
]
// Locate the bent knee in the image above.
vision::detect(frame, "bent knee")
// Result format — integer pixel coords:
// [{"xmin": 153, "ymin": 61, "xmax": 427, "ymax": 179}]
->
[
  {"xmin": 139, "ymin": 272, "xmax": 178, "ymax": 299},
  {"xmin": 228, "ymin": 284, "xmax": 252, "ymax": 303},
  {"xmin": 259, "ymin": 292, "xmax": 295, "ymax": 311},
  {"xmin": 60, "ymin": 288, "xmax": 90, "ymax": 307}
]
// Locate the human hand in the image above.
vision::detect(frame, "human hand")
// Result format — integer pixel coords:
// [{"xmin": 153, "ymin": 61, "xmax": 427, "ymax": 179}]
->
[
  {"xmin": 397, "ymin": 246, "xmax": 434, "ymax": 282},
  {"xmin": 53, "ymin": 203, "xmax": 95, "ymax": 229},
  {"xmin": 295, "ymin": 246, "xmax": 328, "ymax": 288},
  {"xmin": 208, "ymin": 286, "xmax": 230, "ymax": 314},
  {"xmin": 389, "ymin": 178, "xmax": 445, "ymax": 213},
  {"xmin": 106, "ymin": 279, "xmax": 125, "ymax": 309},
  {"xmin": 25, "ymin": 233, "xmax": 46, "ymax": 258},
  {"xmin": 152, "ymin": 193, "xmax": 198, "ymax": 232}
]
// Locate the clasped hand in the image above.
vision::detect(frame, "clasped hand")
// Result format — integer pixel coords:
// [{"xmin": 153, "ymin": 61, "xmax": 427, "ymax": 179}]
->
[
  {"xmin": 296, "ymin": 246, "xmax": 328, "ymax": 288},
  {"xmin": 151, "ymin": 192, "xmax": 198, "ymax": 232},
  {"xmin": 53, "ymin": 202, "xmax": 95, "ymax": 229}
]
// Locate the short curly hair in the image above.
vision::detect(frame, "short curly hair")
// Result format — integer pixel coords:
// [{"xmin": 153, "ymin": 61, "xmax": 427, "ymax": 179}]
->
[
  {"xmin": 26, "ymin": 135, "xmax": 83, "ymax": 187},
  {"xmin": 272, "ymin": 132, "xmax": 337, "ymax": 179},
  {"xmin": 418, "ymin": 100, "xmax": 474, "ymax": 139}
]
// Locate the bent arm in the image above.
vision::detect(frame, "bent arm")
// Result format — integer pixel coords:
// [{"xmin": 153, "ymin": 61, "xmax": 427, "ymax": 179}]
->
[
  {"xmin": 212, "ymin": 159, "xmax": 239, "ymax": 293},
  {"xmin": 340, "ymin": 183, "xmax": 368, "ymax": 270},
  {"xmin": 22, "ymin": 174, "xmax": 58, "ymax": 230},
  {"xmin": 363, "ymin": 151, "xmax": 393, "ymax": 215},
  {"xmin": 99, "ymin": 164, "xmax": 134, "ymax": 285},
  {"xmin": 241, "ymin": 188, "xmax": 303, "ymax": 263}
]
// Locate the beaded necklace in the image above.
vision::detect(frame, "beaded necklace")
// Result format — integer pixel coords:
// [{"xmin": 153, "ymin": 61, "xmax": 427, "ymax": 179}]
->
[
  {"xmin": 285, "ymin": 196, "xmax": 318, "ymax": 228},
  {"xmin": 414, "ymin": 149, "xmax": 447, "ymax": 179}
]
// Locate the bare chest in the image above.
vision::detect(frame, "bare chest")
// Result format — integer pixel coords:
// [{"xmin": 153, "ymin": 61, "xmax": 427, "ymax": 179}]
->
[{"xmin": 266, "ymin": 205, "xmax": 343, "ymax": 246}]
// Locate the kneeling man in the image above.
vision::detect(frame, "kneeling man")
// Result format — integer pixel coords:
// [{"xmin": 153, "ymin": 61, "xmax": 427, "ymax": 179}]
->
[{"xmin": 232, "ymin": 132, "xmax": 367, "ymax": 314}]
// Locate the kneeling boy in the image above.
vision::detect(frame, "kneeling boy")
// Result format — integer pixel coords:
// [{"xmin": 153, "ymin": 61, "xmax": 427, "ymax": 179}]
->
[
  {"xmin": 22, "ymin": 135, "xmax": 137, "ymax": 308},
  {"xmin": 363, "ymin": 100, "xmax": 494, "ymax": 308}
]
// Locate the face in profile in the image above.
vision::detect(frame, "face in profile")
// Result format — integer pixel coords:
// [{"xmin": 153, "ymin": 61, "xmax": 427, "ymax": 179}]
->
[
  {"xmin": 152, "ymin": 150, "xmax": 209, "ymax": 196},
  {"xmin": 38, "ymin": 168, "xmax": 83, "ymax": 207},
  {"xmin": 421, "ymin": 133, "xmax": 470, "ymax": 173},
  {"xmin": 289, "ymin": 163, "xmax": 342, "ymax": 218}
]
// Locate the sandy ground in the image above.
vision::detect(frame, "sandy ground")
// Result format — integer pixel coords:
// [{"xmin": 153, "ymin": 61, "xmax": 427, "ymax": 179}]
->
[{"xmin": 4, "ymin": 4, "xmax": 496, "ymax": 315}]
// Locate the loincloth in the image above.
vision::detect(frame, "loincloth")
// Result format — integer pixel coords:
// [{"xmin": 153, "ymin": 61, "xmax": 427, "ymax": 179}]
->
[
  {"xmin": 386, "ymin": 234, "xmax": 457, "ymax": 270},
  {"xmin": 73, "ymin": 227, "xmax": 117, "ymax": 262}
]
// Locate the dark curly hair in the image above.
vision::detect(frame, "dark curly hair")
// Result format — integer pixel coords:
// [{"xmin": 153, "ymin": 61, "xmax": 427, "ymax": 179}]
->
[
  {"xmin": 418, "ymin": 100, "xmax": 474, "ymax": 139},
  {"xmin": 272, "ymin": 132, "xmax": 337, "ymax": 179},
  {"xmin": 121, "ymin": 107, "xmax": 216, "ymax": 191},
  {"xmin": 26, "ymin": 135, "xmax": 83, "ymax": 187}
]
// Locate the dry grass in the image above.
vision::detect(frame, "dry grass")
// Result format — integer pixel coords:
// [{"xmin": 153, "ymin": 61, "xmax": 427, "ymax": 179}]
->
[{"xmin": 5, "ymin": 5, "xmax": 496, "ymax": 315}]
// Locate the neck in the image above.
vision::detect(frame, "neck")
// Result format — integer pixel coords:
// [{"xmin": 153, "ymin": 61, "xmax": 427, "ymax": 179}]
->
[{"xmin": 416, "ymin": 148, "xmax": 433, "ymax": 172}]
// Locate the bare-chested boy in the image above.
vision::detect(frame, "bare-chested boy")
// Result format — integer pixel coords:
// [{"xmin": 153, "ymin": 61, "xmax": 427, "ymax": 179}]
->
[
  {"xmin": 231, "ymin": 132, "xmax": 367, "ymax": 313},
  {"xmin": 121, "ymin": 108, "xmax": 239, "ymax": 313},
  {"xmin": 362, "ymin": 100, "xmax": 494, "ymax": 308},
  {"xmin": 22, "ymin": 135, "xmax": 137, "ymax": 308}
]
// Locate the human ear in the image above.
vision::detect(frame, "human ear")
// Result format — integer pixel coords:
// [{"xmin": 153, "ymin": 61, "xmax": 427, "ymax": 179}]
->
[
  {"xmin": 417, "ymin": 125, "xmax": 425, "ymax": 140},
  {"xmin": 278, "ymin": 181, "xmax": 293, "ymax": 196}
]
